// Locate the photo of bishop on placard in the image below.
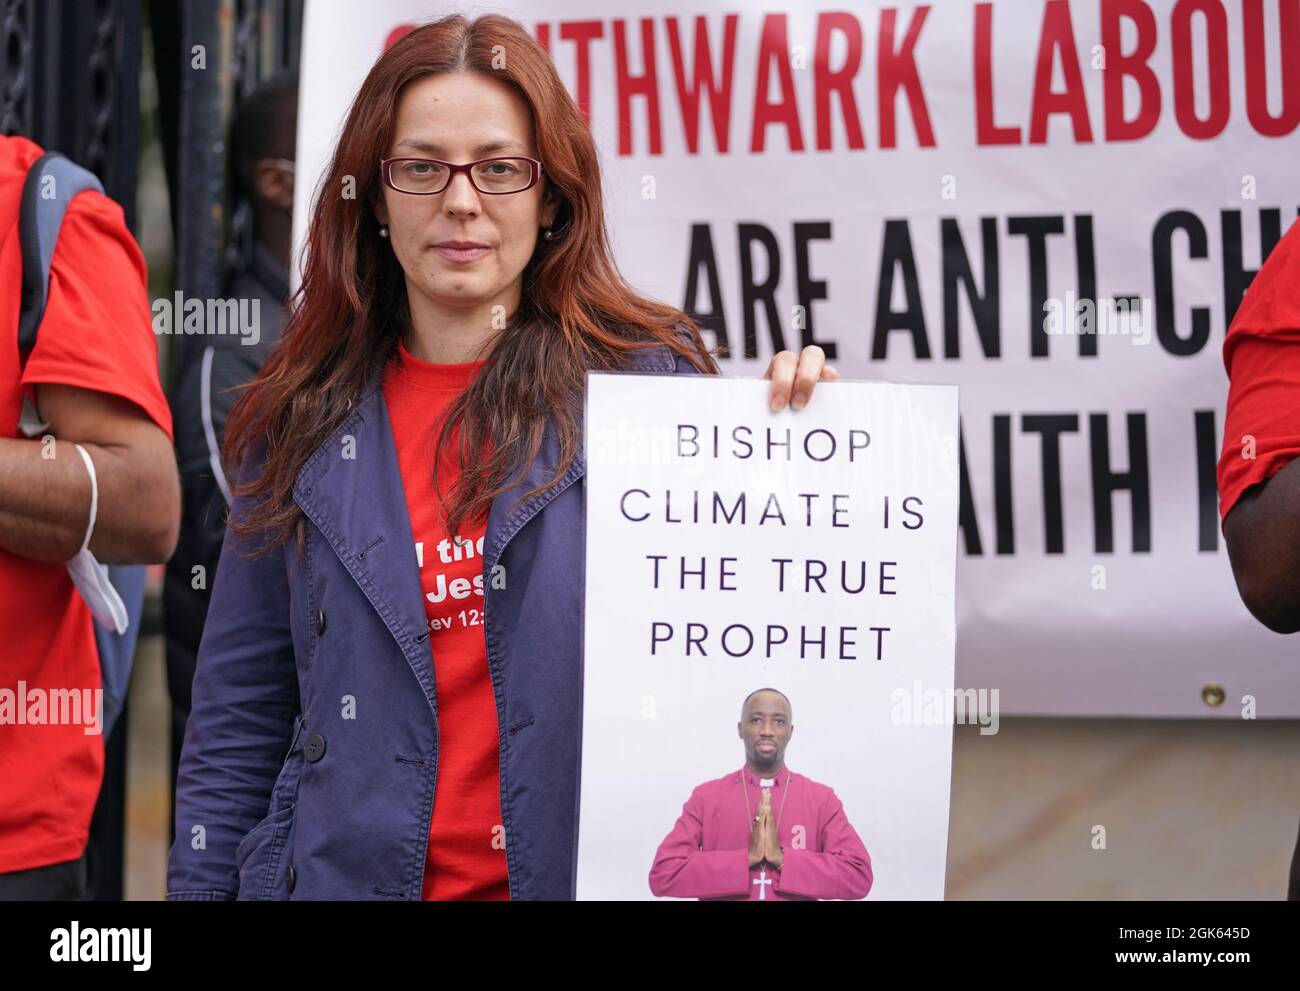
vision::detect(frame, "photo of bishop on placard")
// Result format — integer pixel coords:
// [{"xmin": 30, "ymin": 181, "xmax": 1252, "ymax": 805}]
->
[{"xmin": 648, "ymin": 689, "xmax": 873, "ymax": 901}]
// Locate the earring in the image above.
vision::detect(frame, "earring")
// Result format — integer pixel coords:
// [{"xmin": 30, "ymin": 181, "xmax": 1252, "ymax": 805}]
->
[
  {"xmin": 379, "ymin": 225, "xmax": 389, "ymax": 239},
  {"xmin": 543, "ymin": 222, "xmax": 566, "ymax": 241}
]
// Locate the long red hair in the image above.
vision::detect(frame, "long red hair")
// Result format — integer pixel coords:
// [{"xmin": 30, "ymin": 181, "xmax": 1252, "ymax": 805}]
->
[{"xmin": 224, "ymin": 13, "xmax": 717, "ymax": 549}]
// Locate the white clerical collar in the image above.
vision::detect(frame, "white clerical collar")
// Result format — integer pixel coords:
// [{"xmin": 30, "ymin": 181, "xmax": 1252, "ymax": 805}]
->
[{"xmin": 743, "ymin": 767, "xmax": 787, "ymax": 787}]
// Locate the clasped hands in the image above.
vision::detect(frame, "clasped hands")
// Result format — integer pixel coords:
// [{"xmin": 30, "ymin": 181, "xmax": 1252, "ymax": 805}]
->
[{"xmin": 747, "ymin": 788, "xmax": 784, "ymax": 870}]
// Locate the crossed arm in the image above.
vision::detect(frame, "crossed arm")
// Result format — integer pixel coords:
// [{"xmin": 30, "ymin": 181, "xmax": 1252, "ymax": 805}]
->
[{"xmin": 0, "ymin": 383, "xmax": 179, "ymax": 564}]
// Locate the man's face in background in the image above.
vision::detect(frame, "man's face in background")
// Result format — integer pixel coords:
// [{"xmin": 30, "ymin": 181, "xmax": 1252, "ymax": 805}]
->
[{"xmin": 738, "ymin": 690, "xmax": 793, "ymax": 771}]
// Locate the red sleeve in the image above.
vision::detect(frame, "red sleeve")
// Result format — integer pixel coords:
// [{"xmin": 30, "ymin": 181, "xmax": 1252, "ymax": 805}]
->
[
  {"xmin": 19, "ymin": 188, "xmax": 173, "ymax": 440},
  {"xmin": 1217, "ymin": 219, "xmax": 1300, "ymax": 526}
]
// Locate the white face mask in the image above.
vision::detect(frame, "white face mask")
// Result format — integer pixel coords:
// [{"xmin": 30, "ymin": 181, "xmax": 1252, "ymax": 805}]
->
[
  {"xmin": 66, "ymin": 542, "xmax": 129, "ymax": 634},
  {"xmin": 67, "ymin": 443, "xmax": 130, "ymax": 634},
  {"xmin": 19, "ymin": 399, "xmax": 130, "ymax": 635}
]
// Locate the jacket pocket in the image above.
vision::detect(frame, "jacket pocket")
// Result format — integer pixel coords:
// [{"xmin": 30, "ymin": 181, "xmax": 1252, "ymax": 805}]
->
[
  {"xmin": 234, "ymin": 715, "xmax": 307, "ymax": 901},
  {"xmin": 269, "ymin": 714, "xmax": 307, "ymax": 810},
  {"xmin": 235, "ymin": 802, "xmax": 296, "ymax": 900}
]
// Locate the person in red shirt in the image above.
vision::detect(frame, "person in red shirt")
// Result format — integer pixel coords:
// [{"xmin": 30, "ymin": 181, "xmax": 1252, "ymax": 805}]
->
[
  {"xmin": 381, "ymin": 340, "xmax": 509, "ymax": 899},
  {"xmin": 368, "ymin": 69, "xmax": 830, "ymax": 901},
  {"xmin": 1217, "ymin": 216, "xmax": 1300, "ymax": 901},
  {"xmin": 0, "ymin": 136, "xmax": 179, "ymax": 899}
]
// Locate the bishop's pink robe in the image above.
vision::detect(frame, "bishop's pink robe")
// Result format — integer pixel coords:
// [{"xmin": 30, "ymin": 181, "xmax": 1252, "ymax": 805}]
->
[{"xmin": 648, "ymin": 767, "xmax": 872, "ymax": 900}]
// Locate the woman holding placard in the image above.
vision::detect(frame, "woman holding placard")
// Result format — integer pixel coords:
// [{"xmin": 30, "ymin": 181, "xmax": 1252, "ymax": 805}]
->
[{"xmin": 167, "ymin": 12, "xmax": 836, "ymax": 901}]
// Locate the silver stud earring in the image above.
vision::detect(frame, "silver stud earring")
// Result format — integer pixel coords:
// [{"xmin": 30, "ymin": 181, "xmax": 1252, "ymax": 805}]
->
[{"xmin": 379, "ymin": 225, "xmax": 389, "ymax": 239}]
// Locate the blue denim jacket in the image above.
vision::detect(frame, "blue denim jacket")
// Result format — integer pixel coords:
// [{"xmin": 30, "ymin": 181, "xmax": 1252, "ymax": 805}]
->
[{"xmin": 166, "ymin": 338, "xmax": 702, "ymax": 900}]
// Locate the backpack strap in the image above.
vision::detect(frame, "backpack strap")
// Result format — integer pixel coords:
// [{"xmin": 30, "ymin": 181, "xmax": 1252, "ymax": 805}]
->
[
  {"xmin": 16, "ymin": 152, "xmax": 106, "ymax": 437},
  {"xmin": 18, "ymin": 150, "xmax": 106, "ymax": 355},
  {"xmin": 15, "ymin": 151, "xmax": 139, "ymax": 741}
]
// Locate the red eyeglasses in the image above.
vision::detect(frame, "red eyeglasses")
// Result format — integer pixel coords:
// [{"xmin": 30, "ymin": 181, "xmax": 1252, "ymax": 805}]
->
[{"xmin": 379, "ymin": 156, "xmax": 543, "ymax": 196}]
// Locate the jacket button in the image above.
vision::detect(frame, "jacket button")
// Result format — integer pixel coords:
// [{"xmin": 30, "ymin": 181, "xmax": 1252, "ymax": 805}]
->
[
  {"xmin": 315, "ymin": 609, "xmax": 326, "ymax": 635},
  {"xmin": 304, "ymin": 733, "xmax": 326, "ymax": 763},
  {"xmin": 287, "ymin": 864, "xmax": 296, "ymax": 893}
]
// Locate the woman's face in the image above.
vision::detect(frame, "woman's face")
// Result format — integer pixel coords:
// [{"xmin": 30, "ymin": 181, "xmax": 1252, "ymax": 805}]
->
[{"xmin": 376, "ymin": 71, "xmax": 557, "ymax": 321}]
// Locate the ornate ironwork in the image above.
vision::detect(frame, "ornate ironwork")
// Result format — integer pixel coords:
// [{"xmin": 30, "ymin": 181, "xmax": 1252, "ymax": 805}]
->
[
  {"xmin": 0, "ymin": 0, "xmax": 34, "ymax": 137},
  {"xmin": 0, "ymin": 0, "xmax": 141, "ymax": 226}
]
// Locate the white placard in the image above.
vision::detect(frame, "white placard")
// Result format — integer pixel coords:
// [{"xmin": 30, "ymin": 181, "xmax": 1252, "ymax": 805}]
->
[{"xmin": 577, "ymin": 373, "xmax": 960, "ymax": 899}]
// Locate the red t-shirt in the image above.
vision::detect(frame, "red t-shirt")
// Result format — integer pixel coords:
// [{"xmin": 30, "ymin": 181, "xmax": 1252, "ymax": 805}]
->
[
  {"xmin": 381, "ymin": 340, "xmax": 510, "ymax": 900},
  {"xmin": 1218, "ymin": 218, "xmax": 1300, "ymax": 525},
  {"xmin": 0, "ymin": 136, "xmax": 173, "ymax": 874}
]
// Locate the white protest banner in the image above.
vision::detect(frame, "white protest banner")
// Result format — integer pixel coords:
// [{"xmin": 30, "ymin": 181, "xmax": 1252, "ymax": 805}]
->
[
  {"xmin": 295, "ymin": 0, "xmax": 1300, "ymax": 714},
  {"xmin": 576, "ymin": 374, "xmax": 959, "ymax": 899}
]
